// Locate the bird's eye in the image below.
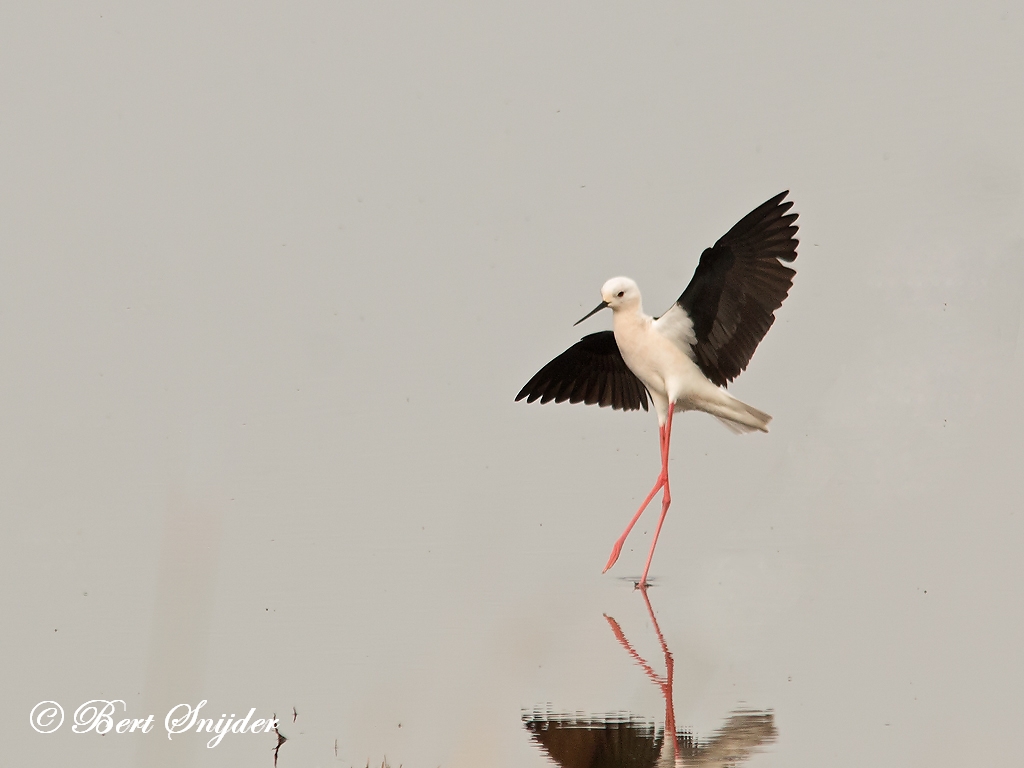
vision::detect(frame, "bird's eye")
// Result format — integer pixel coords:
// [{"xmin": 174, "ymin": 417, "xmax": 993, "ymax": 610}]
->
[{"xmin": 617, "ymin": 291, "xmax": 624, "ymax": 297}]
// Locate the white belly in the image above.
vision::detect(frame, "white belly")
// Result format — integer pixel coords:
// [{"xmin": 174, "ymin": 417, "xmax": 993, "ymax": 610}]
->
[{"xmin": 614, "ymin": 321, "xmax": 707, "ymax": 405}]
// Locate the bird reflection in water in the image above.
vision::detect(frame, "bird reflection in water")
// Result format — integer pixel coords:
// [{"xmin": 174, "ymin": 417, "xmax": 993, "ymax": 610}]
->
[{"xmin": 524, "ymin": 588, "xmax": 776, "ymax": 767}]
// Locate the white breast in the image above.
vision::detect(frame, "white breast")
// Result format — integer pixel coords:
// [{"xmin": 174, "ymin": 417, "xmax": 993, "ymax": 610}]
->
[{"xmin": 613, "ymin": 312, "xmax": 696, "ymax": 401}]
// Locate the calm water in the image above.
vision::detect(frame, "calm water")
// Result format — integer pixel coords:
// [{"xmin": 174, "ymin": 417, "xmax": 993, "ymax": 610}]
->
[{"xmin": 5, "ymin": 2, "xmax": 1024, "ymax": 766}]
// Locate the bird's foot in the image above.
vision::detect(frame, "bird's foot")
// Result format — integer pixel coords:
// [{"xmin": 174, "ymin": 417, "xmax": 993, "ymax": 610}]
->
[
  {"xmin": 603, "ymin": 472, "xmax": 668, "ymax": 574},
  {"xmin": 603, "ymin": 541, "xmax": 624, "ymax": 573}
]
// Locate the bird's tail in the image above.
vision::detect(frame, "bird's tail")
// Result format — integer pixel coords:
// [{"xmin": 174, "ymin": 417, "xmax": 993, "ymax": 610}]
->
[{"xmin": 712, "ymin": 395, "xmax": 772, "ymax": 434}]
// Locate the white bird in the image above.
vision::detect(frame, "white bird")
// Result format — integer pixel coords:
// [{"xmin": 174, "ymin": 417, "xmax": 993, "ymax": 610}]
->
[{"xmin": 516, "ymin": 191, "xmax": 799, "ymax": 586}]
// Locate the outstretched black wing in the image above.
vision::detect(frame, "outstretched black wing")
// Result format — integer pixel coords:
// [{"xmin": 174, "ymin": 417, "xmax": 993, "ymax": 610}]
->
[
  {"xmin": 676, "ymin": 190, "xmax": 799, "ymax": 387},
  {"xmin": 515, "ymin": 331, "xmax": 649, "ymax": 412}
]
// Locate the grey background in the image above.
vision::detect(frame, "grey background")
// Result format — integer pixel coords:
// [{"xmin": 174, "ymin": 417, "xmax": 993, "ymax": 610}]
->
[{"xmin": 3, "ymin": 1, "xmax": 1022, "ymax": 766}]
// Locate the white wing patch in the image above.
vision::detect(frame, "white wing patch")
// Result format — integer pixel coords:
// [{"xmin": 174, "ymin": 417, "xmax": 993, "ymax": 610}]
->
[{"xmin": 652, "ymin": 303, "xmax": 697, "ymax": 359}]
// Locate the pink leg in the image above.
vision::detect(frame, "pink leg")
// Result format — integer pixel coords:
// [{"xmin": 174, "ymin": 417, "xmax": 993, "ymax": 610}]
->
[
  {"xmin": 603, "ymin": 419, "xmax": 670, "ymax": 573},
  {"xmin": 638, "ymin": 406, "xmax": 674, "ymax": 586}
]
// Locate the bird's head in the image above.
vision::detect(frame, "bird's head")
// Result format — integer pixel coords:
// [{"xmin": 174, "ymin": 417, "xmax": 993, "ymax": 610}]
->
[
  {"xmin": 601, "ymin": 277, "xmax": 640, "ymax": 309},
  {"xmin": 574, "ymin": 277, "xmax": 641, "ymax": 326}
]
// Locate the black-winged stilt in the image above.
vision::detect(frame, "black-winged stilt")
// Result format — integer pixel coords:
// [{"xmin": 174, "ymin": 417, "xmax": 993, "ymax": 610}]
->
[{"xmin": 516, "ymin": 191, "xmax": 799, "ymax": 586}]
